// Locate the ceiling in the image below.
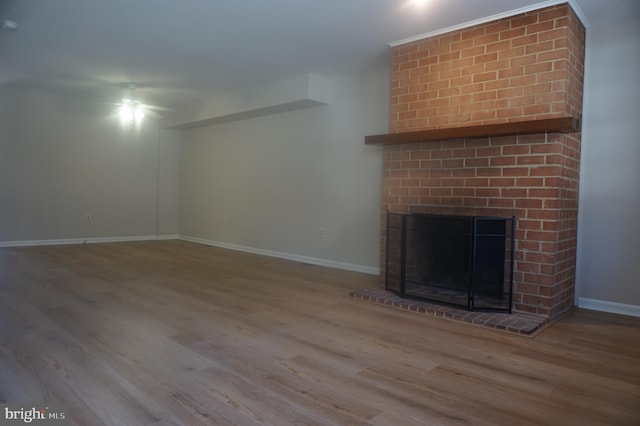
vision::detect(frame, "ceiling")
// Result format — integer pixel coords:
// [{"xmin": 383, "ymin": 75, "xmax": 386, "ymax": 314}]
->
[{"xmin": 1, "ymin": 0, "xmax": 638, "ymax": 113}]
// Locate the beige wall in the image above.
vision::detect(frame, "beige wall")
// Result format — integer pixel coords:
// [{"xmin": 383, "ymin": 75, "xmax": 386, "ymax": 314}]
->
[
  {"xmin": 576, "ymin": 13, "xmax": 640, "ymax": 312},
  {"xmin": 179, "ymin": 68, "xmax": 389, "ymax": 270},
  {"xmin": 0, "ymin": 88, "xmax": 179, "ymax": 243},
  {"xmin": 158, "ymin": 128, "xmax": 180, "ymax": 236}
]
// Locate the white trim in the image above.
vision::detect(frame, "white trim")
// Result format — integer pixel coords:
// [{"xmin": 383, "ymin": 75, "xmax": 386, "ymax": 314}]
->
[
  {"xmin": 578, "ymin": 298, "xmax": 640, "ymax": 318},
  {"xmin": 156, "ymin": 234, "xmax": 179, "ymax": 241},
  {"xmin": 83, "ymin": 235, "xmax": 159, "ymax": 244},
  {"xmin": 390, "ymin": 0, "xmax": 588, "ymax": 47},
  {"xmin": 0, "ymin": 234, "xmax": 377, "ymax": 276},
  {"xmin": 0, "ymin": 238, "xmax": 83, "ymax": 247},
  {"xmin": 179, "ymin": 235, "xmax": 379, "ymax": 275},
  {"xmin": 0, "ymin": 235, "xmax": 179, "ymax": 248}
]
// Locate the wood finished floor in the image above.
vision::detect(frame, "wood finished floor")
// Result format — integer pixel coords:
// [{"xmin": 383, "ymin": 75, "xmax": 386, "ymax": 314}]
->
[{"xmin": 0, "ymin": 240, "xmax": 639, "ymax": 425}]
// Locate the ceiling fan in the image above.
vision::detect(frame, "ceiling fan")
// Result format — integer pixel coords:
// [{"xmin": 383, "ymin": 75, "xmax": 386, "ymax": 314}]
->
[{"xmin": 115, "ymin": 83, "xmax": 173, "ymax": 123}]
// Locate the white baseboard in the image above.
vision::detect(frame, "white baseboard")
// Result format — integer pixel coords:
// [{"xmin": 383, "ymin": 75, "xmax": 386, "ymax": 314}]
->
[
  {"xmin": 578, "ymin": 297, "xmax": 640, "ymax": 318},
  {"xmin": 0, "ymin": 238, "xmax": 81, "ymax": 247},
  {"xmin": 156, "ymin": 234, "xmax": 179, "ymax": 241},
  {"xmin": 0, "ymin": 235, "xmax": 179, "ymax": 248},
  {"xmin": 179, "ymin": 235, "xmax": 379, "ymax": 275},
  {"xmin": 0, "ymin": 234, "xmax": 378, "ymax": 276}
]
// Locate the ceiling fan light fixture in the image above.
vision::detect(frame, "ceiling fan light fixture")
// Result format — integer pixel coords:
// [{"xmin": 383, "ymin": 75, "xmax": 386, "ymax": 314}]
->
[
  {"xmin": 119, "ymin": 99, "xmax": 144, "ymax": 124},
  {"xmin": 135, "ymin": 105, "xmax": 145, "ymax": 121},
  {"xmin": 119, "ymin": 103, "xmax": 134, "ymax": 124}
]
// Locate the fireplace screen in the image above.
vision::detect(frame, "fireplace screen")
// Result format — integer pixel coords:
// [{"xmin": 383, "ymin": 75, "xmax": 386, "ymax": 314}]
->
[{"xmin": 386, "ymin": 212, "xmax": 515, "ymax": 312}]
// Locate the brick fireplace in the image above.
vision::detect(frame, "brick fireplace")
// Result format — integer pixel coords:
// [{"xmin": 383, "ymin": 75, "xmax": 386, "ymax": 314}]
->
[{"xmin": 368, "ymin": 3, "xmax": 585, "ymax": 319}]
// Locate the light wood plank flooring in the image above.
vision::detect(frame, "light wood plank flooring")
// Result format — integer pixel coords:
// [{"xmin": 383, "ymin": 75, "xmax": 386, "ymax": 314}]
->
[{"xmin": 1, "ymin": 240, "xmax": 639, "ymax": 425}]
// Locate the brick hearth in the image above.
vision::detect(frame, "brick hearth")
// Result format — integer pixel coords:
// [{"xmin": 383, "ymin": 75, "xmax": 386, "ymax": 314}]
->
[{"xmin": 349, "ymin": 288, "xmax": 549, "ymax": 335}]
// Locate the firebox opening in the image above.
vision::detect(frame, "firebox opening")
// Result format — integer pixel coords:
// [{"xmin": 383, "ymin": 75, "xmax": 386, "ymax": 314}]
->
[{"xmin": 386, "ymin": 212, "xmax": 515, "ymax": 312}]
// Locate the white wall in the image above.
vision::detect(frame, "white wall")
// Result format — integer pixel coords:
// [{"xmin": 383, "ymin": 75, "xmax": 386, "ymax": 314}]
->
[
  {"xmin": 0, "ymin": 88, "xmax": 180, "ymax": 244},
  {"xmin": 179, "ymin": 68, "xmax": 389, "ymax": 272},
  {"xmin": 576, "ymin": 14, "xmax": 640, "ymax": 315}
]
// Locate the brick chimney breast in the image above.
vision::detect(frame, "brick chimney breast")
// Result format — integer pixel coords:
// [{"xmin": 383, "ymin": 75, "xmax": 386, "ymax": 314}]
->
[{"xmin": 380, "ymin": 4, "xmax": 585, "ymax": 318}]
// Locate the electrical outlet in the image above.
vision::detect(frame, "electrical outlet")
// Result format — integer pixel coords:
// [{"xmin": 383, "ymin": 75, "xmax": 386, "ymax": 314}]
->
[
  {"xmin": 85, "ymin": 213, "xmax": 92, "ymax": 222},
  {"xmin": 320, "ymin": 227, "xmax": 326, "ymax": 239}
]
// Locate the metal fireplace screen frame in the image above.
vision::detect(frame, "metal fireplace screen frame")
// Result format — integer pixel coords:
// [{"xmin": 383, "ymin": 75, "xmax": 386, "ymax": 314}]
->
[{"xmin": 385, "ymin": 212, "xmax": 515, "ymax": 313}]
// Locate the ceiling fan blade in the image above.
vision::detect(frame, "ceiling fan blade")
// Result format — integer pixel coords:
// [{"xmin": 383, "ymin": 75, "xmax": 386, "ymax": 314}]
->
[
  {"xmin": 143, "ymin": 108, "xmax": 162, "ymax": 119},
  {"xmin": 141, "ymin": 103, "xmax": 174, "ymax": 112}
]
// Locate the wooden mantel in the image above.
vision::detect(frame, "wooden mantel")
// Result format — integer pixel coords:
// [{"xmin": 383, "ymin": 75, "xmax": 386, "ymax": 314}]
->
[{"xmin": 364, "ymin": 117, "xmax": 581, "ymax": 146}]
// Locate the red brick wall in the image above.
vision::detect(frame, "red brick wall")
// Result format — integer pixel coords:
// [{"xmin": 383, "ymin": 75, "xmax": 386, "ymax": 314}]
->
[
  {"xmin": 390, "ymin": 4, "xmax": 584, "ymax": 132},
  {"xmin": 380, "ymin": 4, "xmax": 585, "ymax": 318}
]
